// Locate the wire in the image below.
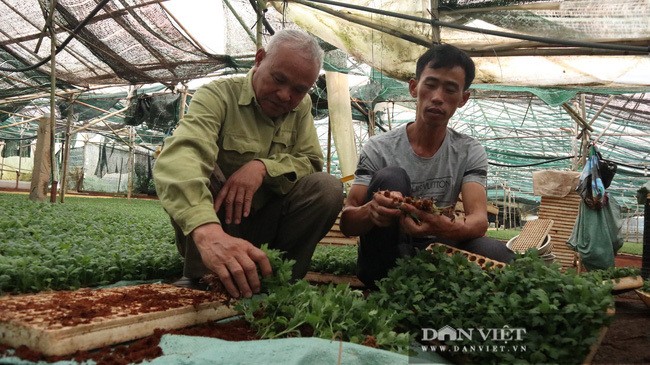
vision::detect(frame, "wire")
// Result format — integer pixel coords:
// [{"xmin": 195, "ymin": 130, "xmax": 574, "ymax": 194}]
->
[
  {"xmin": 489, "ymin": 154, "xmax": 648, "ymax": 171},
  {"xmin": 0, "ymin": 0, "xmax": 111, "ymax": 73},
  {"xmin": 488, "ymin": 155, "xmax": 575, "ymax": 168}
]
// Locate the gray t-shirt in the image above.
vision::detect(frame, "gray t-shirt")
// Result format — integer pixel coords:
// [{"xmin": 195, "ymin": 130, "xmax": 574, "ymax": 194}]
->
[{"xmin": 353, "ymin": 124, "xmax": 488, "ymax": 206}]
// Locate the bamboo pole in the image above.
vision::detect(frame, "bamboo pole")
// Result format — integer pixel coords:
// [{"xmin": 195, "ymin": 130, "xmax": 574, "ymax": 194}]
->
[
  {"xmin": 178, "ymin": 87, "xmax": 188, "ymax": 120},
  {"xmin": 73, "ymin": 100, "xmax": 126, "ymax": 118},
  {"xmin": 255, "ymin": 0, "xmax": 264, "ymax": 50},
  {"xmin": 16, "ymin": 134, "xmax": 23, "ymax": 189},
  {"xmin": 59, "ymin": 102, "xmax": 73, "ymax": 203},
  {"xmin": 49, "ymin": 0, "xmax": 58, "ymax": 203},
  {"xmin": 127, "ymin": 126, "xmax": 134, "ymax": 199},
  {"xmin": 592, "ymin": 117, "xmax": 617, "ymax": 145},
  {"xmin": 117, "ymin": 156, "xmax": 123, "ymax": 194},
  {"xmin": 580, "ymin": 95, "xmax": 586, "ymax": 128},
  {"xmin": 502, "ymin": 184, "xmax": 506, "ymax": 229},
  {"xmin": 71, "ymin": 106, "xmax": 129, "ymax": 134},
  {"xmin": 643, "ymin": 193, "xmax": 649, "ymax": 279},
  {"xmin": 79, "ymin": 140, "xmax": 87, "ymax": 191},
  {"xmin": 222, "ymin": 0, "xmax": 256, "ymax": 45},
  {"xmin": 100, "ymin": 119, "xmax": 130, "ymax": 146},
  {"xmin": 561, "ymin": 103, "xmax": 594, "ymax": 132},
  {"xmin": 326, "ymin": 118, "xmax": 332, "ymax": 174},
  {"xmin": 0, "ymin": 116, "xmax": 42, "ymax": 130},
  {"xmin": 29, "ymin": 116, "xmax": 52, "ymax": 201},
  {"xmin": 0, "ymin": 109, "xmax": 40, "ymax": 120},
  {"xmin": 588, "ymin": 95, "xmax": 614, "ymax": 125},
  {"xmin": 430, "ymin": 0, "xmax": 440, "ymax": 44},
  {"xmin": 507, "ymin": 189, "xmax": 512, "ymax": 229},
  {"xmin": 0, "ymin": 86, "xmax": 82, "ymax": 107},
  {"xmin": 563, "ymin": 102, "xmax": 593, "ymax": 169},
  {"xmin": 0, "ymin": 141, "xmax": 4, "ymax": 179}
]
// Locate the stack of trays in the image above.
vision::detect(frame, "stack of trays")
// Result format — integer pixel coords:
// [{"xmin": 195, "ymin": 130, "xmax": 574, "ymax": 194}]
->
[
  {"xmin": 506, "ymin": 234, "xmax": 555, "ymax": 264},
  {"xmin": 537, "ymin": 236, "xmax": 556, "ymax": 264},
  {"xmin": 507, "ymin": 234, "xmax": 555, "ymax": 265},
  {"xmin": 506, "ymin": 219, "xmax": 555, "ymax": 265}
]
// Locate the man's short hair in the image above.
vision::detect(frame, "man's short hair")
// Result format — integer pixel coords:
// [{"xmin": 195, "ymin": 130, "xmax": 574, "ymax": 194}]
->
[
  {"xmin": 415, "ymin": 44, "xmax": 475, "ymax": 90},
  {"xmin": 265, "ymin": 29, "xmax": 325, "ymax": 69}
]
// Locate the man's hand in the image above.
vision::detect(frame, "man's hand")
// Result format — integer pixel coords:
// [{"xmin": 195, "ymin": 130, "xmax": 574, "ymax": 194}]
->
[
  {"xmin": 366, "ymin": 190, "xmax": 404, "ymax": 227},
  {"xmin": 398, "ymin": 202, "xmax": 455, "ymax": 238},
  {"xmin": 192, "ymin": 223, "xmax": 272, "ymax": 298},
  {"xmin": 214, "ymin": 160, "xmax": 267, "ymax": 224}
]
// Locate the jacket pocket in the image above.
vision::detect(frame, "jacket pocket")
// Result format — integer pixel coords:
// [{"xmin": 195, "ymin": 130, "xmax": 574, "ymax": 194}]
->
[
  {"xmin": 269, "ymin": 130, "xmax": 295, "ymax": 154},
  {"xmin": 219, "ymin": 134, "xmax": 259, "ymax": 172}
]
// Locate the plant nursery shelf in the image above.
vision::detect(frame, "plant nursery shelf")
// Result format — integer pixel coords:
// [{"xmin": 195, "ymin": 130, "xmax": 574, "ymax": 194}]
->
[{"xmin": 0, "ymin": 283, "xmax": 238, "ymax": 356}]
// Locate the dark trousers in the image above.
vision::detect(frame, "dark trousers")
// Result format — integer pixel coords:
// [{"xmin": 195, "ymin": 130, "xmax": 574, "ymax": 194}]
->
[
  {"xmin": 357, "ymin": 166, "xmax": 515, "ymax": 288},
  {"xmin": 173, "ymin": 170, "xmax": 343, "ymax": 281}
]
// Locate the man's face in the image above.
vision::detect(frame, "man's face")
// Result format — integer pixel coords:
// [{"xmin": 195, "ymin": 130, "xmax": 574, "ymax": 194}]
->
[
  {"xmin": 408, "ymin": 64, "xmax": 470, "ymax": 126},
  {"xmin": 251, "ymin": 44, "xmax": 320, "ymax": 119}
]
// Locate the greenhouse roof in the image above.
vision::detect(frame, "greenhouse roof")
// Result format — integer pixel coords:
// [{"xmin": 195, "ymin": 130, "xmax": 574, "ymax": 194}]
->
[{"xmin": 280, "ymin": 0, "xmax": 650, "ymax": 88}]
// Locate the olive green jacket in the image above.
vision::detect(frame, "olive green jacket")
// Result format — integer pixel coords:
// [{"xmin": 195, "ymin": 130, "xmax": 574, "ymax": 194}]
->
[{"xmin": 154, "ymin": 70, "xmax": 323, "ymax": 236}]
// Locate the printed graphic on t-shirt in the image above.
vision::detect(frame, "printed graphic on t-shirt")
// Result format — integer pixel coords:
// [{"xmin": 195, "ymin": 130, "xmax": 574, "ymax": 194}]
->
[{"xmin": 412, "ymin": 176, "xmax": 452, "ymax": 200}]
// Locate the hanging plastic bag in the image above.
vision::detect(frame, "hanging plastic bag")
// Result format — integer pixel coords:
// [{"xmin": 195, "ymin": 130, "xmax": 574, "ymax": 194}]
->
[
  {"xmin": 575, "ymin": 143, "xmax": 617, "ymax": 210},
  {"xmin": 567, "ymin": 195, "xmax": 624, "ymax": 270}
]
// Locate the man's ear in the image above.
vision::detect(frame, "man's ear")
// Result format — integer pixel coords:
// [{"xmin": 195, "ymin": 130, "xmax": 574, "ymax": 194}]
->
[
  {"xmin": 408, "ymin": 78, "xmax": 418, "ymax": 98},
  {"xmin": 459, "ymin": 90, "xmax": 470, "ymax": 107},
  {"xmin": 254, "ymin": 48, "xmax": 266, "ymax": 67}
]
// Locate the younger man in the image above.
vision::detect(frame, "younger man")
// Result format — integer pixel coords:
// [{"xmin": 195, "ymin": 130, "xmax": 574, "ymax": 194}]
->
[{"xmin": 340, "ymin": 44, "xmax": 514, "ymax": 288}]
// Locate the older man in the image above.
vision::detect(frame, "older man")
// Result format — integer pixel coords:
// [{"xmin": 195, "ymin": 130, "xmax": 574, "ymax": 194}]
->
[{"xmin": 154, "ymin": 29, "xmax": 343, "ymax": 298}]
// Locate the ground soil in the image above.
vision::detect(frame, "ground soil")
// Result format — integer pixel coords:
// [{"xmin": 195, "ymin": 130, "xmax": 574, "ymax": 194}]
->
[
  {"xmin": 593, "ymin": 291, "xmax": 650, "ymax": 365},
  {"xmin": 591, "ymin": 254, "xmax": 650, "ymax": 365}
]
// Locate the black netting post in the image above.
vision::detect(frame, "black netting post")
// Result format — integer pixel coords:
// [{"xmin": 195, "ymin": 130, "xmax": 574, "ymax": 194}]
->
[{"xmin": 642, "ymin": 193, "xmax": 650, "ymax": 279}]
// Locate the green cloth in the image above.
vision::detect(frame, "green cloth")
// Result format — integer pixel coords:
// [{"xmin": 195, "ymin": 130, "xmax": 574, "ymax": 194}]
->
[
  {"xmin": 0, "ymin": 337, "xmax": 450, "ymax": 365},
  {"xmin": 153, "ymin": 336, "xmax": 405, "ymax": 365},
  {"xmin": 567, "ymin": 195, "xmax": 624, "ymax": 270},
  {"xmin": 153, "ymin": 70, "xmax": 324, "ymax": 236},
  {"xmin": 152, "ymin": 336, "xmax": 450, "ymax": 365}
]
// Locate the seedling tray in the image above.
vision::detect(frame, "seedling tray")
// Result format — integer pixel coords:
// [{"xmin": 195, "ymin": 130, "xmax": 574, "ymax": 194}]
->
[
  {"xmin": 427, "ymin": 243, "xmax": 507, "ymax": 270},
  {"xmin": 610, "ymin": 275, "xmax": 643, "ymax": 293},
  {"xmin": 0, "ymin": 283, "xmax": 238, "ymax": 356}
]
